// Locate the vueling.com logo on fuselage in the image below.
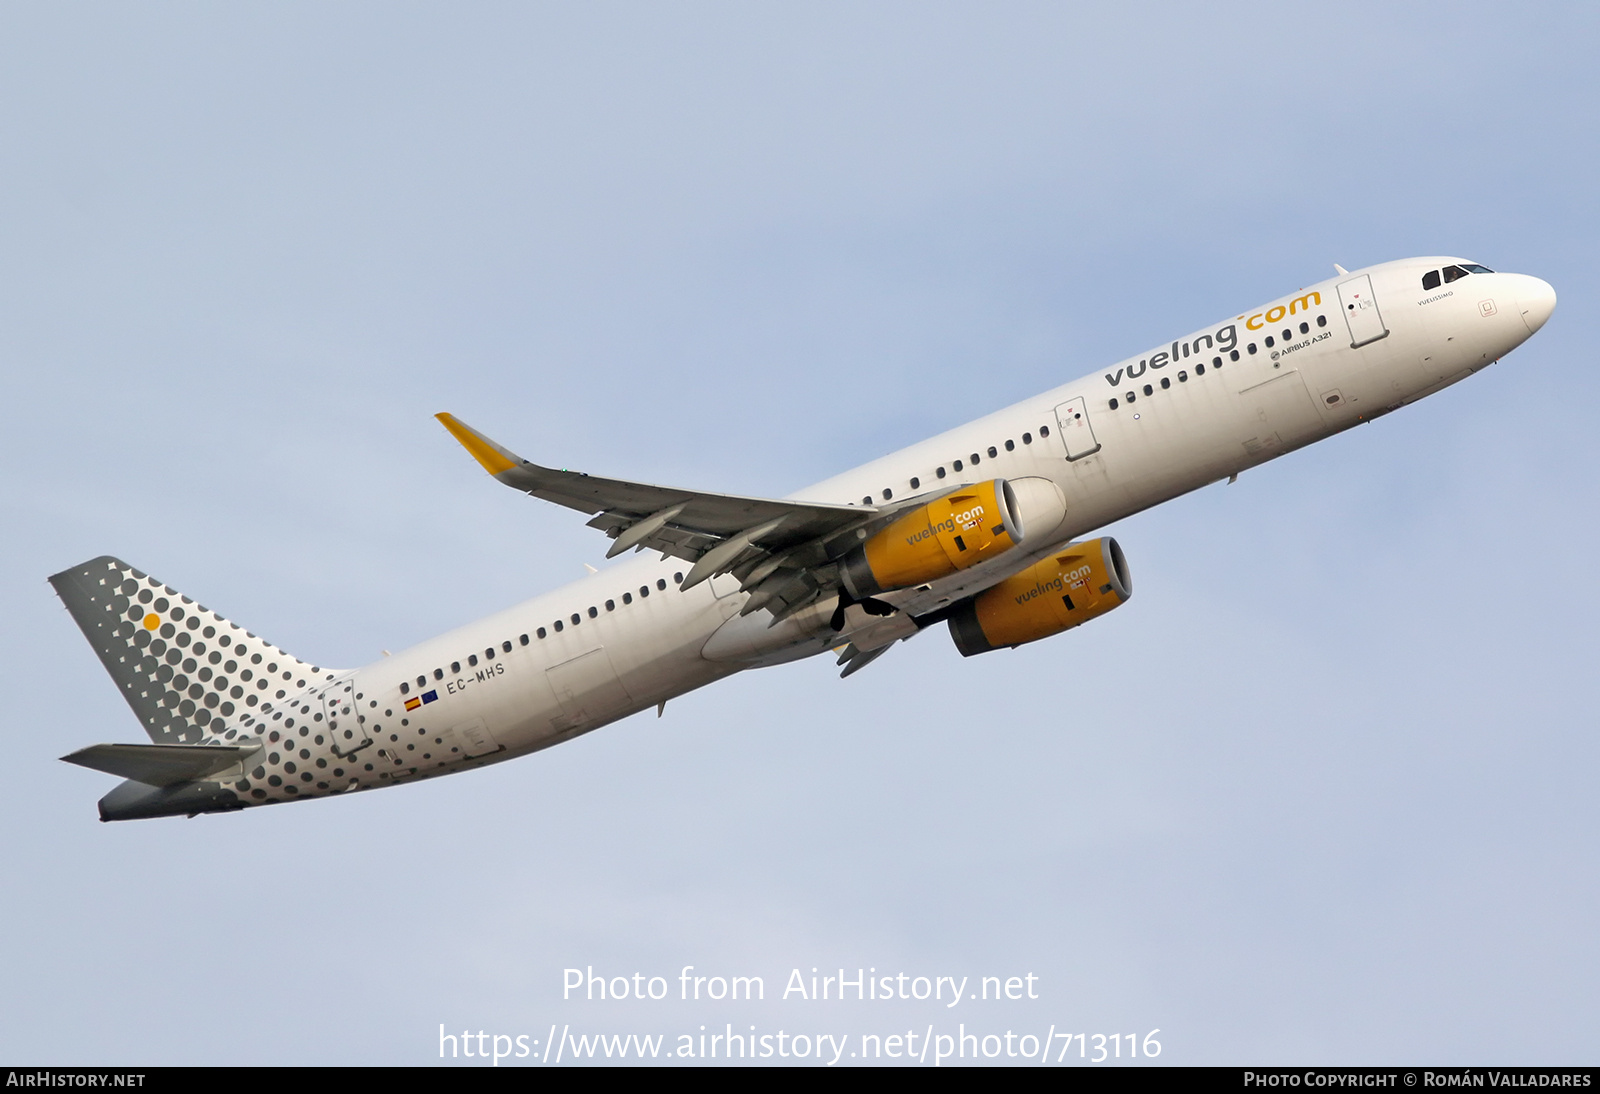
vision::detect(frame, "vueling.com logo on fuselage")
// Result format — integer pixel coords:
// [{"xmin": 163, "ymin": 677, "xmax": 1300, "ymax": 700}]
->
[
  {"xmin": 906, "ymin": 504, "xmax": 986, "ymax": 546},
  {"xmin": 1101, "ymin": 290, "xmax": 1322, "ymax": 387},
  {"xmin": 1013, "ymin": 563, "xmax": 1092, "ymax": 604},
  {"xmin": 1104, "ymin": 323, "xmax": 1238, "ymax": 386},
  {"xmin": 1244, "ymin": 291, "xmax": 1322, "ymax": 331}
]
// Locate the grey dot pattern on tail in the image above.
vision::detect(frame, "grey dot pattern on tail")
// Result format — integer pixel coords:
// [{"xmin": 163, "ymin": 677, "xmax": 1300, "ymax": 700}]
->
[{"xmin": 50, "ymin": 556, "xmax": 325, "ymax": 748}]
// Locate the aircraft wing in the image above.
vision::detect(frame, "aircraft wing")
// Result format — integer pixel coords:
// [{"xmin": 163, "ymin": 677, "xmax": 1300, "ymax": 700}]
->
[{"xmin": 436, "ymin": 413, "xmax": 888, "ymax": 622}]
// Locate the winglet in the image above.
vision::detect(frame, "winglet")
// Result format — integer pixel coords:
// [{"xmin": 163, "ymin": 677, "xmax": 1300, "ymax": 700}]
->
[{"xmin": 435, "ymin": 413, "xmax": 522, "ymax": 477}]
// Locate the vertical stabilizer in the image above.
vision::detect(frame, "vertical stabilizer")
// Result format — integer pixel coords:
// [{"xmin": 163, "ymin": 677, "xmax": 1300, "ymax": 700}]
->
[{"xmin": 49, "ymin": 556, "xmax": 334, "ymax": 745}]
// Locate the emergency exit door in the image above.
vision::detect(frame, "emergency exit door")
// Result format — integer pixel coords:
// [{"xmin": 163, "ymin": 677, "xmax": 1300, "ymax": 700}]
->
[{"xmin": 1053, "ymin": 397, "xmax": 1101, "ymax": 460}]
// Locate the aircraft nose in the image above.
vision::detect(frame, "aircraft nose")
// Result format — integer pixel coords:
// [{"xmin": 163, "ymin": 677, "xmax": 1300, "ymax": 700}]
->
[{"xmin": 1515, "ymin": 275, "xmax": 1557, "ymax": 335}]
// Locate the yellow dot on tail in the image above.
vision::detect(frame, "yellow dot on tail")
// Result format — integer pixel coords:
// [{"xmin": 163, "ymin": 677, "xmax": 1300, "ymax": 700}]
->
[{"xmin": 143, "ymin": 614, "xmax": 160, "ymax": 630}]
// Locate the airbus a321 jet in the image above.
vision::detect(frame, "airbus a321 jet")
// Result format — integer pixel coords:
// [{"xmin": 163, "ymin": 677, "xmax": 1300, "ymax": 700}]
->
[{"xmin": 52, "ymin": 257, "xmax": 1556, "ymax": 820}]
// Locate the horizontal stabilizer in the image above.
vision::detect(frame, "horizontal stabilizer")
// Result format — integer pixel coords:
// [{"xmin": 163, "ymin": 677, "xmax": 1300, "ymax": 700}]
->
[{"xmin": 62, "ymin": 743, "xmax": 256, "ymax": 787}]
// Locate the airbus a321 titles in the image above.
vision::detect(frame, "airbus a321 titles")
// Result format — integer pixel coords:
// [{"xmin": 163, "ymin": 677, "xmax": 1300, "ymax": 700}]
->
[{"xmin": 52, "ymin": 257, "xmax": 1556, "ymax": 820}]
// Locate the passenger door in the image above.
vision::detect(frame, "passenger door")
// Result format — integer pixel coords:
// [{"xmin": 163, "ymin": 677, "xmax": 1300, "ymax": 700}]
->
[
  {"xmin": 322, "ymin": 676, "xmax": 371, "ymax": 757},
  {"xmin": 1337, "ymin": 275, "xmax": 1389, "ymax": 348}
]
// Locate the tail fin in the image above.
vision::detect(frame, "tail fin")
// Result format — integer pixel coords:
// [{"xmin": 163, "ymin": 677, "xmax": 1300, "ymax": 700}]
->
[{"xmin": 49, "ymin": 556, "xmax": 333, "ymax": 745}]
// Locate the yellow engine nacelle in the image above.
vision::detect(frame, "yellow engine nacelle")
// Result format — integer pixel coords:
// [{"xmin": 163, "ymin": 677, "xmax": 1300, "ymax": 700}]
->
[
  {"xmin": 947, "ymin": 537, "xmax": 1131, "ymax": 656},
  {"xmin": 839, "ymin": 479, "xmax": 1023, "ymax": 598}
]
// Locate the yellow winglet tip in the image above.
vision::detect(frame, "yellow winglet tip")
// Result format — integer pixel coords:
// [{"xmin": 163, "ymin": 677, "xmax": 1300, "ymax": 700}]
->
[{"xmin": 435, "ymin": 412, "xmax": 517, "ymax": 476}]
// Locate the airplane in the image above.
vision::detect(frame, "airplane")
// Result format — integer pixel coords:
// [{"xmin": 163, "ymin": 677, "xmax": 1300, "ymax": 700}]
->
[{"xmin": 50, "ymin": 257, "xmax": 1556, "ymax": 821}]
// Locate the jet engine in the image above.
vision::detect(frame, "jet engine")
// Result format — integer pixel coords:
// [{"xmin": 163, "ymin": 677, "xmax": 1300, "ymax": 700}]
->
[
  {"xmin": 839, "ymin": 479, "xmax": 1023, "ymax": 599},
  {"xmin": 947, "ymin": 537, "xmax": 1131, "ymax": 656}
]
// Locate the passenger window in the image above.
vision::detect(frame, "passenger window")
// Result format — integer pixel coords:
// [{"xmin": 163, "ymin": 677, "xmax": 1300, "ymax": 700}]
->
[
  {"xmin": 554, "ymin": 621, "xmax": 563, "ymax": 632},
  {"xmin": 416, "ymin": 676, "xmax": 426, "ymax": 688},
  {"xmin": 987, "ymin": 446, "xmax": 997, "ymax": 458},
  {"xmin": 1160, "ymin": 377, "xmax": 1170, "ymax": 389},
  {"xmin": 657, "ymin": 579, "xmax": 667, "ymax": 590},
  {"xmin": 1109, "ymin": 398, "xmax": 1119, "ymax": 409},
  {"xmin": 909, "ymin": 477, "xmax": 920, "ymax": 489},
  {"xmin": 451, "ymin": 661, "xmax": 460, "ymax": 673},
  {"xmin": 970, "ymin": 453, "xmax": 980, "ymax": 464},
  {"xmin": 1177, "ymin": 371, "xmax": 1187, "ymax": 382},
  {"xmin": 1422, "ymin": 270, "xmax": 1441, "ymax": 290},
  {"xmin": 674, "ymin": 573, "xmax": 683, "ymax": 583},
  {"xmin": 1126, "ymin": 391, "xmax": 1136, "ymax": 402},
  {"xmin": 469, "ymin": 654, "xmax": 479, "ymax": 666},
  {"xmin": 953, "ymin": 460, "xmax": 963, "ymax": 471},
  {"xmin": 485, "ymin": 647, "xmax": 495, "ymax": 660},
  {"xmin": 862, "ymin": 496, "xmax": 871, "ymax": 505},
  {"xmin": 622, "ymin": 593, "xmax": 632, "ymax": 604},
  {"xmin": 1247, "ymin": 344, "xmax": 1257, "ymax": 355},
  {"xmin": 1022, "ymin": 433, "xmax": 1032, "ymax": 444},
  {"xmin": 935, "ymin": 466, "xmax": 946, "ymax": 478},
  {"xmin": 588, "ymin": 606, "xmax": 598, "ymax": 618},
  {"xmin": 1039, "ymin": 426, "xmax": 1050, "ymax": 437},
  {"xmin": 1143, "ymin": 384, "xmax": 1153, "ymax": 396},
  {"xmin": 536, "ymin": 627, "xmax": 546, "ymax": 639},
  {"xmin": 1004, "ymin": 440, "xmax": 1014, "ymax": 451},
  {"xmin": 605, "ymin": 599, "xmax": 615, "ymax": 611},
  {"xmin": 571, "ymin": 613, "xmax": 581, "ymax": 624},
  {"xmin": 434, "ymin": 668, "xmax": 444, "ymax": 680},
  {"xmin": 1281, "ymin": 329, "xmax": 1292, "ymax": 341},
  {"xmin": 1299, "ymin": 322, "xmax": 1309, "ymax": 334},
  {"xmin": 1316, "ymin": 315, "xmax": 1327, "ymax": 328},
  {"xmin": 503, "ymin": 641, "xmax": 512, "ymax": 652},
  {"xmin": 520, "ymin": 634, "xmax": 529, "ymax": 646},
  {"xmin": 882, "ymin": 488, "xmax": 892, "ymax": 500},
  {"xmin": 1264, "ymin": 335, "xmax": 1275, "ymax": 347},
  {"xmin": 1442, "ymin": 265, "xmax": 1469, "ymax": 284},
  {"xmin": 400, "ymin": 682, "xmax": 410, "ymax": 695},
  {"xmin": 639, "ymin": 586, "xmax": 649, "ymax": 598}
]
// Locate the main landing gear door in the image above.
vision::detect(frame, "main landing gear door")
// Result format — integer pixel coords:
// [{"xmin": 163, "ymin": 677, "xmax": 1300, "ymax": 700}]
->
[
  {"xmin": 1337, "ymin": 274, "xmax": 1389, "ymax": 349},
  {"xmin": 1054, "ymin": 397, "xmax": 1101, "ymax": 460}
]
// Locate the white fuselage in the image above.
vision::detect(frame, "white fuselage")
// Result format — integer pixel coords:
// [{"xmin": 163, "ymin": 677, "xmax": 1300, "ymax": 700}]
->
[{"xmin": 295, "ymin": 257, "xmax": 1551, "ymax": 796}]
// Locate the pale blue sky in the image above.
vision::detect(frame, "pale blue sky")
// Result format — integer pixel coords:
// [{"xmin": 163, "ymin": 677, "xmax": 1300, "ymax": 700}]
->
[{"xmin": 2, "ymin": 2, "xmax": 1595, "ymax": 1065}]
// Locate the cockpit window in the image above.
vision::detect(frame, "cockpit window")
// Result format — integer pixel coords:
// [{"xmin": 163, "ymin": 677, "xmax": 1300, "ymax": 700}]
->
[
  {"xmin": 1442, "ymin": 265, "xmax": 1470, "ymax": 284},
  {"xmin": 1422, "ymin": 270, "xmax": 1441, "ymax": 291},
  {"xmin": 1460, "ymin": 263, "xmax": 1494, "ymax": 274}
]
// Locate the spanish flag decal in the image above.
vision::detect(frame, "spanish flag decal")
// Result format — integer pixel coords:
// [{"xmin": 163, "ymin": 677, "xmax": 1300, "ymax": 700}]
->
[{"xmin": 405, "ymin": 689, "xmax": 439, "ymax": 712}]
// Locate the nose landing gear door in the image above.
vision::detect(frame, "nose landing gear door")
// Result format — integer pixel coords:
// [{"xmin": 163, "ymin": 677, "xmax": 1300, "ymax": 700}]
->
[
  {"xmin": 1053, "ymin": 397, "xmax": 1101, "ymax": 461},
  {"xmin": 1337, "ymin": 274, "xmax": 1390, "ymax": 349}
]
